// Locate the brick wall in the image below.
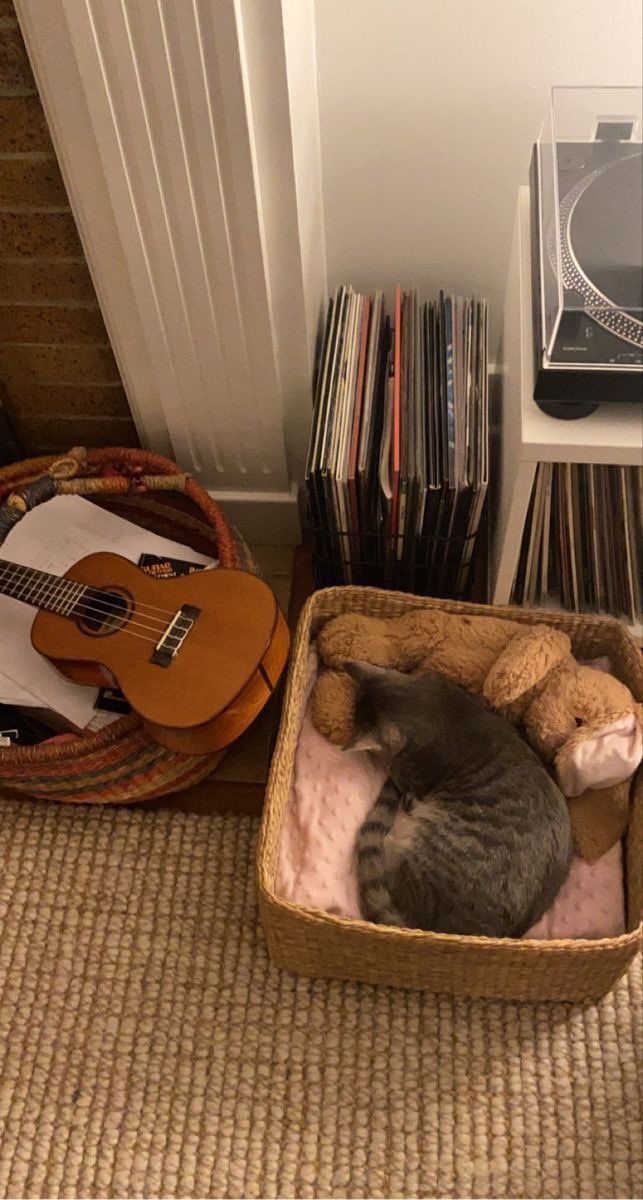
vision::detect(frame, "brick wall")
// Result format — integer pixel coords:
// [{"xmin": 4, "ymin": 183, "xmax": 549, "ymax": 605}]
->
[
  {"xmin": 0, "ymin": 1, "xmax": 139, "ymax": 457},
  {"xmin": 0, "ymin": 376, "xmax": 19, "ymax": 463}
]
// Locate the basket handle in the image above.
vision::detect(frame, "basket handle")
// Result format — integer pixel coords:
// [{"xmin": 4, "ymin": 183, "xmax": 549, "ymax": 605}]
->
[
  {"xmin": 0, "ymin": 446, "xmax": 82, "ymax": 547},
  {"xmin": 0, "ymin": 446, "xmax": 240, "ymax": 567}
]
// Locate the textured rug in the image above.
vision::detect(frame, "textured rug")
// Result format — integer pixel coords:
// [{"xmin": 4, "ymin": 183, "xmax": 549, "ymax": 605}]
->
[{"xmin": 0, "ymin": 800, "xmax": 640, "ymax": 1200}]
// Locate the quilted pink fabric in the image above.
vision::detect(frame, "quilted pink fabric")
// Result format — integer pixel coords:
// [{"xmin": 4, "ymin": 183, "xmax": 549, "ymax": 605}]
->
[
  {"xmin": 527, "ymin": 840, "xmax": 624, "ymax": 939},
  {"xmin": 276, "ymin": 652, "xmax": 385, "ymax": 917},
  {"xmin": 276, "ymin": 651, "xmax": 625, "ymax": 939}
]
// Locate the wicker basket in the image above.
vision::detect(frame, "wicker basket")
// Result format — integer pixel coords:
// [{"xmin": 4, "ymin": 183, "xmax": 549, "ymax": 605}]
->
[
  {"xmin": 259, "ymin": 586, "xmax": 643, "ymax": 1002},
  {"xmin": 0, "ymin": 447, "xmax": 255, "ymax": 805}
]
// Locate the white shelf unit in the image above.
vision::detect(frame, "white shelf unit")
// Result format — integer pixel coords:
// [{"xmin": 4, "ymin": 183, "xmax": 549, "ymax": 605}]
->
[{"xmin": 491, "ymin": 187, "xmax": 642, "ymax": 644}]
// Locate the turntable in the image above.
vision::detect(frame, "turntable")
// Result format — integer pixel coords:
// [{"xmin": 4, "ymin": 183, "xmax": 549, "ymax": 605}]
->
[{"xmin": 530, "ymin": 87, "xmax": 643, "ymax": 417}]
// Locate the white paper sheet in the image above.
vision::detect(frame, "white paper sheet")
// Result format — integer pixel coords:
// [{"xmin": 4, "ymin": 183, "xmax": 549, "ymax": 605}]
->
[{"xmin": 0, "ymin": 495, "xmax": 214, "ymax": 727}]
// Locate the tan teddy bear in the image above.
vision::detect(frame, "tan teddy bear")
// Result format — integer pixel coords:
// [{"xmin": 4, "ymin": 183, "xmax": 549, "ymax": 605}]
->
[{"xmin": 311, "ymin": 609, "xmax": 643, "ymax": 862}]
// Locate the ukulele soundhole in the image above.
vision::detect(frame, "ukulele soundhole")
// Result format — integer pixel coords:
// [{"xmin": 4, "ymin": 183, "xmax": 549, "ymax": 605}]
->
[{"xmin": 76, "ymin": 588, "xmax": 132, "ymax": 637}]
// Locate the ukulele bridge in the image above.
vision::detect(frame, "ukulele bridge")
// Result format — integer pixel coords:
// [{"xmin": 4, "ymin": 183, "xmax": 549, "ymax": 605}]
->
[{"xmin": 149, "ymin": 604, "xmax": 201, "ymax": 667}]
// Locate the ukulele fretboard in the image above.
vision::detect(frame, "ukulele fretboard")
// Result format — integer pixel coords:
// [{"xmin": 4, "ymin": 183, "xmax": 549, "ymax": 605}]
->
[{"xmin": 0, "ymin": 560, "xmax": 89, "ymax": 616}]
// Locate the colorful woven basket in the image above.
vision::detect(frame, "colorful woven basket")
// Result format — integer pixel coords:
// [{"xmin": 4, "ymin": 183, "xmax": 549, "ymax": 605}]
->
[
  {"xmin": 259, "ymin": 586, "xmax": 643, "ymax": 1002},
  {"xmin": 0, "ymin": 447, "xmax": 254, "ymax": 804}
]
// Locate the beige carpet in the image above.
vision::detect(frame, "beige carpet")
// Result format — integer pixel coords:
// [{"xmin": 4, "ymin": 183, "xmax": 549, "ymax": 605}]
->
[{"xmin": 0, "ymin": 800, "xmax": 640, "ymax": 1200}]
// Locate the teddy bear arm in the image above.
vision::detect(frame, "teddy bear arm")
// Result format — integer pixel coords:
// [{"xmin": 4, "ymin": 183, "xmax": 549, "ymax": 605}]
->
[
  {"xmin": 310, "ymin": 670, "xmax": 358, "ymax": 745},
  {"xmin": 317, "ymin": 613, "xmax": 414, "ymax": 669},
  {"xmin": 483, "ymin": 626, "xmax": 571, "ymax": 712},
  {"xmin": 523, "ymin": 678, "xmax": 578, "ymax": 761}
]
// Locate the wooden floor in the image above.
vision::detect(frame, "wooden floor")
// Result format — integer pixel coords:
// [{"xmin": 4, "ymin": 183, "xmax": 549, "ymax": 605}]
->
[{"xmin": 142, "ymin": 544, "xmax": 314, "ymax": 817}]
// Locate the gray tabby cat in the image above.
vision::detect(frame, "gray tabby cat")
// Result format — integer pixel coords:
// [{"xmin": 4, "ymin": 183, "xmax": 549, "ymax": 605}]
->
[{"xmin": 345, "ymin": 661, "xmax": 573, "ymax": 937}]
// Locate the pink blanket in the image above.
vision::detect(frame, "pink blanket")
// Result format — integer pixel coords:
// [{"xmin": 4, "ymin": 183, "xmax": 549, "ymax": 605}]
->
[{"xmin": 276, "ymin": 651, "xmax": 625, "ymax": 939}]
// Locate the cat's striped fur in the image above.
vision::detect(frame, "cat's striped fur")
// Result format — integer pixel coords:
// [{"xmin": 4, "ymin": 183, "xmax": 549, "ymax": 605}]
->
[{"xmin": 348, "ymin": 663, "xmax": 573, "ymax": 937}]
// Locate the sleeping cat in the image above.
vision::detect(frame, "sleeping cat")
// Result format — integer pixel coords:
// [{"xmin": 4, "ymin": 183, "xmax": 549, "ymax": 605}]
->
[{"xmin": 345, "ymin": 661, "xmax": 573, "ymax": 937}]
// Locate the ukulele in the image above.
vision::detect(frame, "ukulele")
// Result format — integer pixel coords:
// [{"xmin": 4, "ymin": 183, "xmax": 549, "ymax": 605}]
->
[{"xmin": 0, "ymin": 552, "xmax": 290, "ymax": 754}]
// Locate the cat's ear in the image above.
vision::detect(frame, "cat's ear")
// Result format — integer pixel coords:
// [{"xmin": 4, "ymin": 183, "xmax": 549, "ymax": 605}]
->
[
  {"xmin": 343, "ymin": 659, "xmax": 387, "ymax": 688},
  {"xmin": 342, "ymin": 730, "xmax": 381, "ymax": 752}
]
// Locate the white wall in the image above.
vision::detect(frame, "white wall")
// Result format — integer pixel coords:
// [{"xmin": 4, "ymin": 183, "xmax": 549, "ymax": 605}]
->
[{"xmin": 315, "ymin": 0, "xmax": 642, "ymax": 355}]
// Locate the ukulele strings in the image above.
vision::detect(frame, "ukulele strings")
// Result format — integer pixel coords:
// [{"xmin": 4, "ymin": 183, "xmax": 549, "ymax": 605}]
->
[
  {"xmin": 0, "ymin": 564, "xmax": 197, "ymax": 621},
  {"xmin": 67, "ymin": 595, "xmax": 171, "ymax": 635},
  {"xmin": 0, "ymin": 566, "xmax": 170, "ymax": 636},
  {"xmin": 15, "ymin": 596, "xmax": 168, "ymax": 644},
  {"xmin": 0, "ymin": 562, "xmax": 213, "ymax": 620},
  {"xmin": 64, "ymin": 608, "xmax": 169, "ymax": 645},
  {"xmin": 0, "ymin": 565, "xmax": 189, "ymax": 644},
  {"xmin": 61, "ymin": 601, "xmax": 173, "ymax": 643}
]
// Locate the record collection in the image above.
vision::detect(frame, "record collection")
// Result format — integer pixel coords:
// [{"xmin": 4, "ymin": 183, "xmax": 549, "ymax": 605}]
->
[
  {"xmin": 306, "ymin": 285, "xmax": 488, "ymax": 597},
  {"xmin": 512, "ymin": 462, "xmax": 642, "ymax": 626}
]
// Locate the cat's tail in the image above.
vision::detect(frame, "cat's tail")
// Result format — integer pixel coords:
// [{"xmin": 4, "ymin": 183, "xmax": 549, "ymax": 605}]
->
[{"xmin": 356, "ymin": 784, "xmax": 406, "ymax": 928}]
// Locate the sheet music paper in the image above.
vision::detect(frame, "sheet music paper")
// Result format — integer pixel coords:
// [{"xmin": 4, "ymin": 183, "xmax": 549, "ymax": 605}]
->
[{"xmin": 0, "ymin": 496, "xmax": 213, "ymax": 726}]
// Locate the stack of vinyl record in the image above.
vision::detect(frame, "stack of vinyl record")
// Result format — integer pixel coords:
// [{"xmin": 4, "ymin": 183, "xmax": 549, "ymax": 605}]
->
[
  {"xmin": 512, "ymin": 462, "xmax": 642, "ymax": 625},
  {"xmin": 306, "ymin": 285, "xmax": 488, "ymax": 596}
]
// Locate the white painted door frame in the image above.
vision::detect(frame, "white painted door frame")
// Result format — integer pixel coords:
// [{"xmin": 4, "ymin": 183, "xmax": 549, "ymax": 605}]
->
[{"xmin": 16, "ymin": 0, "xmax": 326, "ymax": 543}]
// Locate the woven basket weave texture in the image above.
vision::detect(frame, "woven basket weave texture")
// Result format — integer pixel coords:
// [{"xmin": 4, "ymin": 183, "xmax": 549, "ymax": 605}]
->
[
  {"xmin": 259, "ymin": 586, "xmax": 643, "ymax": 1002},
  {"xmin": 0, "ymin": 447, "xmax": 249, "ymax": 805}
]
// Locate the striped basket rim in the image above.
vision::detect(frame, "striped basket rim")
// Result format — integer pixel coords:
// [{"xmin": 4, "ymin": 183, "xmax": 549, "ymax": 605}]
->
[{"xmin": 0, "ymin": 447, "xmax": 241, "ymax": 796}]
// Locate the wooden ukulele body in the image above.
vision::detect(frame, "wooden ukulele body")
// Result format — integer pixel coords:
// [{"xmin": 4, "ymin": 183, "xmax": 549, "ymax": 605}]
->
[{"xmin": 30, "ymin": 552, "xmax": 289, "ymax": 754}]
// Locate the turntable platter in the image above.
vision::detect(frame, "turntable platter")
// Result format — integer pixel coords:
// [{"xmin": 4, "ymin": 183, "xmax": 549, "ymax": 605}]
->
[{"xmin": 569, "ymin": 151, "xmax": 643, "ymax": 312}]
